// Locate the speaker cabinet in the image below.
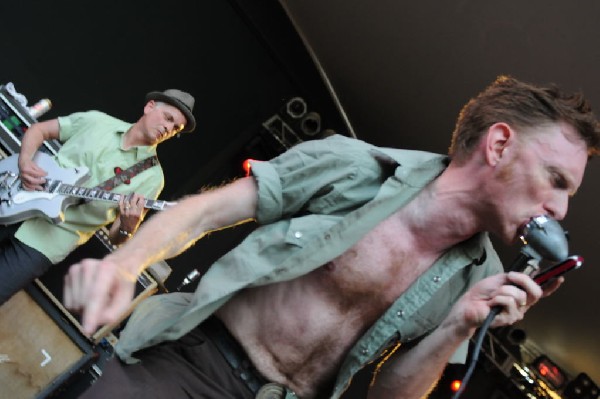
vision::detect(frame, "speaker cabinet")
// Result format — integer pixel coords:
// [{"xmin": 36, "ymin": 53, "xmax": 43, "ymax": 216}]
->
[{"xmin": 0, "ymin": 281, "xmax": 97, "ymax": 398}]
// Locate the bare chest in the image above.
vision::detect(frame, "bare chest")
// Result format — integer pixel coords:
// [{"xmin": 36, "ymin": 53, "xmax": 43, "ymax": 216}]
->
[
  {"xmin": 320, "ymin": 219, "xmax": 439, "ymax": 317},
  {"xmin": 220, "ymin": 218, "xmax": 441, "ymax": 396}
]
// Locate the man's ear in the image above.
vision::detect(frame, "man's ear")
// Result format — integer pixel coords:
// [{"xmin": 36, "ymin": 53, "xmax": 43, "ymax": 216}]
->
[
  {"xmin": 484, "ymin": 122, "xmax": 514, "ymax": 166},
  {"xmin": 143, "ymin": 100, "xmax": 157, "ymax": 114}
]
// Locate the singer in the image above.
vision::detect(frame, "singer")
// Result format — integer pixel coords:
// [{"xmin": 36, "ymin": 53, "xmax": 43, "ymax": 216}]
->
[{"xmin": 64, "ymin": 76, "xmax": 600, "ymax": 399}]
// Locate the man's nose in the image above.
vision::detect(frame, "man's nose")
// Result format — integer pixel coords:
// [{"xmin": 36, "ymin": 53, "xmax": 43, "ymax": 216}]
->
[{"xmin": 545, "ymin": 193, "xmax": 569, "ymax": 221}]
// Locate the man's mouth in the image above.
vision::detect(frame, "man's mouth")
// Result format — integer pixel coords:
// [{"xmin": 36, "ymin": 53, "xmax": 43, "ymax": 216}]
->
[{"xmin": 517, "ymin": 218, "xmax": 535, "ymax": 241}]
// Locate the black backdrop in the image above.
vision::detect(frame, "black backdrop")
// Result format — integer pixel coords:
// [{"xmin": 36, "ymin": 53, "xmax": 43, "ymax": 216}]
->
[
  {"xmin": 2, "ymin": 0, "xmax": 348, "ymax": 287},
  {"xmin": 1, "ymin": 1, "xmax": 381, "ymax": 397},
  {"xmin": 2, "ymin": 0, "xmax": 347, "ymax": 197}
]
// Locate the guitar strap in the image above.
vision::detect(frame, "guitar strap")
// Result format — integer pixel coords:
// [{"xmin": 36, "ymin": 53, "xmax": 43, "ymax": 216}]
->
[{"xmin": 95, "ymin": 155, "xmax": 159, "ymax": 191}]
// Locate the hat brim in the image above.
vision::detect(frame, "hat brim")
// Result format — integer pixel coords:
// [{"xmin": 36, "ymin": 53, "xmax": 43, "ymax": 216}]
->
[{"xmin": 145, "ymin": 91, "xmax": 196, "ymax": 133}]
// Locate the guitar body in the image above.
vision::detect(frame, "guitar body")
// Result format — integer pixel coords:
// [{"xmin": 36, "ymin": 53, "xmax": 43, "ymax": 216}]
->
[{"xmin": 0, "ymin": 152, "xmax": 90, "ymax": 225}]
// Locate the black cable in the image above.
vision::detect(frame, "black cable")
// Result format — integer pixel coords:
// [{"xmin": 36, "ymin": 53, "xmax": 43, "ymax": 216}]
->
[
  {"xmin": 450, "ymin": 254, "xmax": 530, "ymax": 399},
  {"xmin": 450, "ymin": 306, "xmax": 501, "ymax": 399}
]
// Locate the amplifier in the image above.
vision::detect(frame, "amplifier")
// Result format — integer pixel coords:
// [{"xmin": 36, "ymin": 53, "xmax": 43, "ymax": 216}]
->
[
  {"xmin": 38, "ymin": 228, "xmax": 169, "ymax": 343},
  {"xmin": 0, "ymin": 84, "xmax": 60, "ymax": 156},
  {"xmin": 0, "ymin": 280, "xmax": 97, "ymax": 399},
  {"xmin": 0, "ymin": 82, "xmax": 172, "ymax": 396}
]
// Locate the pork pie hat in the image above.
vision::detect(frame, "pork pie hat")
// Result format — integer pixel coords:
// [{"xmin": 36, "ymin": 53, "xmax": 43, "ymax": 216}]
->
[{"xmin": 145, "ymin": 89, "xmax": 196, "ymax": 133}]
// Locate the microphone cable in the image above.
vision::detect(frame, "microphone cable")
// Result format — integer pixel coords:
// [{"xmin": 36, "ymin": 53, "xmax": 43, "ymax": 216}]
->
[
  {"xmin": 450, "ymin": 307, "xmax": 500, "ymax": 399},
  {"xmin": 450, "ymin": 253, "xmax": 532, "ymax": 399}
]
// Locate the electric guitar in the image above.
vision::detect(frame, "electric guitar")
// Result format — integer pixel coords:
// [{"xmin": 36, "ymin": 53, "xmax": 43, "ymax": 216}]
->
[{"xmin": 0, "ymin": 152, "xmax": 175, "ymax": 225}]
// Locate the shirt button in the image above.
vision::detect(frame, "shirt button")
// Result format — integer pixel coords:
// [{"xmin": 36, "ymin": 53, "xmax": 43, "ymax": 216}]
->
[
  {"xmin": 433, "ymin": 276, "xmax": 441, "ymax": 283},
  {"xmin": 294, "ymin": 231, "xmax": 303, "ymax": 239},
  {"xmin": 396, "ymin": 310, "xmax": 404, "ymax": 318},
  {"xmin": 362, "ymin": 348, "xmax": 369, "ymax": 355}
]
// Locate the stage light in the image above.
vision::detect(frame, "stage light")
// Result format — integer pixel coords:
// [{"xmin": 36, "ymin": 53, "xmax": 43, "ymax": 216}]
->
[
  {"xmin": 533, "ymin": 355, "xmax": 567, "ymax": 390},
  {"xmin": 450, "ymin": 379, "xmax": 462, "ymax": 392},
  {"xmin": 242, "ymin": 158, "xmax": 254, "ymax": 176}
]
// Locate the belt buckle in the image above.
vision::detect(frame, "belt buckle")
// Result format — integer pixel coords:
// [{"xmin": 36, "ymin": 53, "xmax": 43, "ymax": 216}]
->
[{"xmin": 255, "ymin": 382, "xmax": 286, "ymax": 399}]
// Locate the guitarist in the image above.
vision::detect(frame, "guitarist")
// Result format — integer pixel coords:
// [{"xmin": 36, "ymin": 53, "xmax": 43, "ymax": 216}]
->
[{"xmin": 0, "ymin": 89, "xmax": 196, "ymax": 305}]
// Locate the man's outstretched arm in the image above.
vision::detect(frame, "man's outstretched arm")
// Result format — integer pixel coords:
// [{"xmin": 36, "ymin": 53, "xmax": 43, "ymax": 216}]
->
[{"xmin": 64, "ymin": 176, "xmax": 258, "ymax": 335}]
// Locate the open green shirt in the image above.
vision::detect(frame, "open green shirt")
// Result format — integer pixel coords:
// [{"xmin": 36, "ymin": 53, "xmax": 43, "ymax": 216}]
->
[
  {"xmin": 15, "ymin": 111, "xmax": 164, "ymax": 264},
  {"xmin": 115, "ymin": 134, "xmax": 502, "ymax": 398}
]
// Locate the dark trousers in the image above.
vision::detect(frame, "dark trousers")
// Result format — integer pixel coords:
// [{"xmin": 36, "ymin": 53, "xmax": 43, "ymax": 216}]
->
[
  {"xmin": 0, "ymin": 224, "xmax": 53, "ymax": 304},
  {"xmin": 80, "ymin": 317, "xmax": 267, "ymax": 399}
]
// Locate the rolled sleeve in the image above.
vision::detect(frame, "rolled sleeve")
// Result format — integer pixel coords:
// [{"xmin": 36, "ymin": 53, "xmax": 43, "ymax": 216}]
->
[
  {"xmin": 248, "ymin": 160, "xmax": 283, "ymax": 223},
  {"xmin": 58, "ymin": 110, "xmax": 114, "ymax": 143},
  {"xmin": 250, "ymin": 135, "xmax": 387, "ymax": 225},
  {"xmin": 57, "ymin": 115, "xmax": 74, "ymax": 142}
]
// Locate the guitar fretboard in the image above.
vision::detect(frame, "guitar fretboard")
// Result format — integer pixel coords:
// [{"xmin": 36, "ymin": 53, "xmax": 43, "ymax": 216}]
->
[{"xmin": 56, "ymin": 183, "xmax": 172, "ymax": 211}]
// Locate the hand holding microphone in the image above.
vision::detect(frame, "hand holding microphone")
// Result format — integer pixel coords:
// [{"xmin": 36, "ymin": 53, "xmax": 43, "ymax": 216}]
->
[
  {"xmin": 493, "ymin": 214, "xmax": 573, "ymax": 318},
  {"xmin": 451, "ymin": 215, "xmax": 581, "ymax": 399}
]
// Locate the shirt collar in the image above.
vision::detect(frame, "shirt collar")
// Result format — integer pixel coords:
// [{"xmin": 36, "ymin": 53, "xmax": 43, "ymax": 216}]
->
[{"xmin": 118, "ymin": 130, "xmax": 158, "ymax": 160}]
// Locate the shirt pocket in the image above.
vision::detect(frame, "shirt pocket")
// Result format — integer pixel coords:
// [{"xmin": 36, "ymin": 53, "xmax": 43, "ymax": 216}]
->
[{"xmin": 405, "ymin": 283, "xmax": 454, "ymax": 340}]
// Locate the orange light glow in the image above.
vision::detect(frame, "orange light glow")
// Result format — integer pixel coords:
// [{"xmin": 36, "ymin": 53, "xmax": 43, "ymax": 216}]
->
[
  {"xmin": 450, "ymin": 380, "xmax": 462, "ymax": 392},
  {"xmin": 242, "ymin": 159, "xmax": 253, "ymax": 176}
]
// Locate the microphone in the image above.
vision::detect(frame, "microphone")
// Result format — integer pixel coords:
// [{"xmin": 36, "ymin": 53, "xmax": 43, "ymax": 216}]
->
[
  {"xmin": 493, "ymin": 215, "xmax": 570, "ymax": 323},
  {"xmin": 519, "ymin": 215, "xmax": 569, "ymax": 263},
  {"xmin": 508, "ymin": 215, "xmax": 569, "ymax": 275},
  {"xmin": 451, "ymin": 215, "xmax": 570, "ymax": 399}
]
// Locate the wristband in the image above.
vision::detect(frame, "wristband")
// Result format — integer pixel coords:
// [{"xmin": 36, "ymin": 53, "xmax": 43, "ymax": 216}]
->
[{"xmin": 118, "ymin": 228, "xmax": 133, "ymax": 238}]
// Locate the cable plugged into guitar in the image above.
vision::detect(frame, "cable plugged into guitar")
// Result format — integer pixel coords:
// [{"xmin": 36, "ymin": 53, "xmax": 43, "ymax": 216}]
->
[{"xmin": 451, "ymin": 215, "xmax": 580, "ymax": 399}]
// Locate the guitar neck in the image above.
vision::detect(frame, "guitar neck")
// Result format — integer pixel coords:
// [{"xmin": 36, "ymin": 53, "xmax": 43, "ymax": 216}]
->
[{"xmin": 56, "ymin": 183, "xmax": 174, "ymax": 211}]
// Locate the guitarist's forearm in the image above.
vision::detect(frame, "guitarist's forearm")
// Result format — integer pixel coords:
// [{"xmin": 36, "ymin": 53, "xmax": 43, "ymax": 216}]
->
[{"xmin": 19, "ymin": 120, "xmax": 60, "ymax": 162}]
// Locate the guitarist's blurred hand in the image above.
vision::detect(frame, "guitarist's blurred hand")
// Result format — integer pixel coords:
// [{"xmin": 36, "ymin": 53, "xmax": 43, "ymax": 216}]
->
[
  {"xmin": 64, "ymin": 257, "xmax": 137, "ymax": 336},
  {"xmin": 17, "ymin": 156, "xmax": 48, "ymax": 191},
  {"xmin": 109, "ymin": 193, "xmax": 148, "ymax": 245},
  {"xmin": 119, "ymin": 193, "xmax": 146, "ymax": 230}
]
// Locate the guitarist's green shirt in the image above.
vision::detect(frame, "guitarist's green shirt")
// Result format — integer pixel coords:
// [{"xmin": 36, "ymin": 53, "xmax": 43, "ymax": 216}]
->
[
  {"xmin": 15, "ymin": 110, "xmax": 164, "ymax": 264},
  {"xmin": 113, "ymin": 134, "xmax": 503, "ymax": 399}
]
